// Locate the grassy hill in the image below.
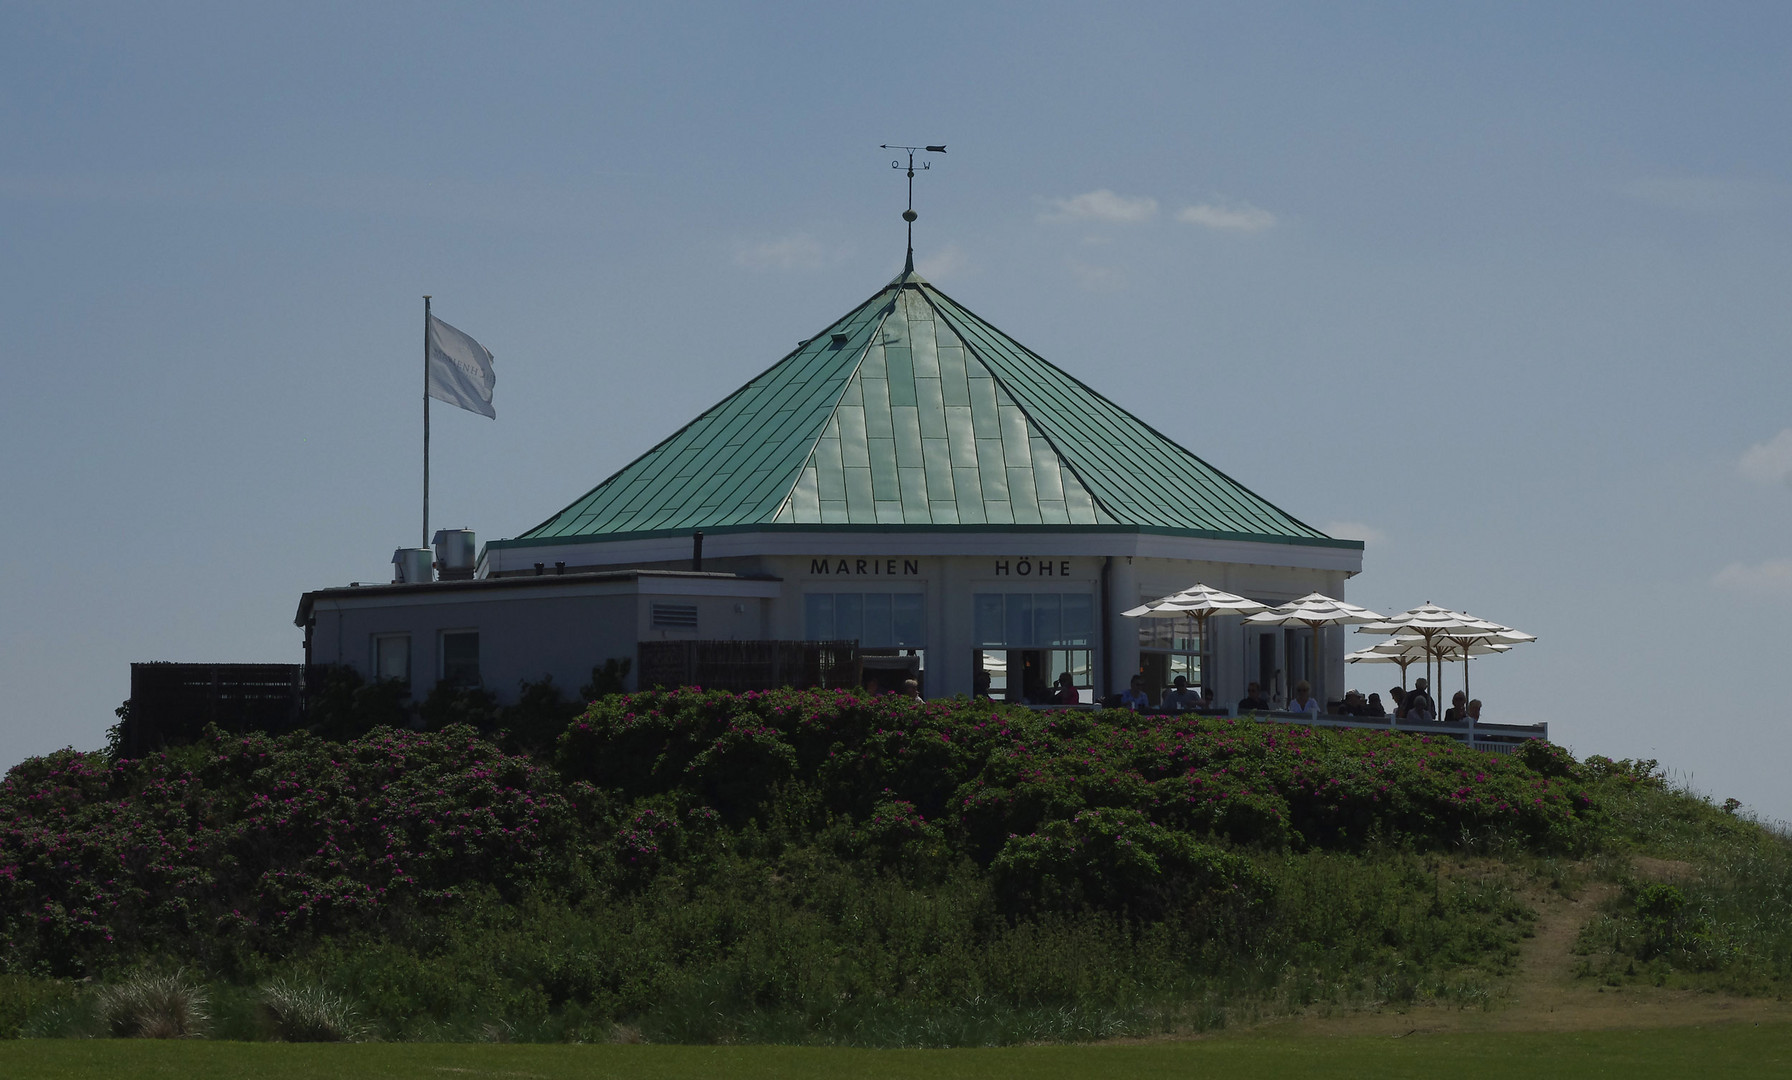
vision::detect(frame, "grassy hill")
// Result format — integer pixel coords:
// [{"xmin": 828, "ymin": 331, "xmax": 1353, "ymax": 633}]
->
[{"xmin": 0, "ymin": 688, "xmax": 1786, "ymax": 1045}]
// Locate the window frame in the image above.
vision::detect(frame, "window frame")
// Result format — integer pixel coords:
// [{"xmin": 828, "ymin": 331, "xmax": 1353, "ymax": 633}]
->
[
  {"xmin": 438, "ymin": 629, "xmax": 482, "ymax": 688},
  {"xmin": 372, "ymin": 632, "xmax": 412, "ymax": 691}
]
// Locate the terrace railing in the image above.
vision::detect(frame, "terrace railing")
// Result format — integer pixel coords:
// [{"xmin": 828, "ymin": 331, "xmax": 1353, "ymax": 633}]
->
[{"xmin": 1014, "ymin": 701, "xmax": 1547, "ymax": 752}]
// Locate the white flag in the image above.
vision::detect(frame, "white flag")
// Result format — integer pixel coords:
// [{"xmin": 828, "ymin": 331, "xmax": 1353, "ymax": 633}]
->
[{"xmin": 427, "ymin": 314, "xmax": 497, "ymax": 419}]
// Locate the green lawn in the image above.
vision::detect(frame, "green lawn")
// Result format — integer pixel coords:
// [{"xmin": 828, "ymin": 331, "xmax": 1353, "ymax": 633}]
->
[{"xmin": 3, "ymin": 1025, "xmax": 1788, "ymax": 1080}]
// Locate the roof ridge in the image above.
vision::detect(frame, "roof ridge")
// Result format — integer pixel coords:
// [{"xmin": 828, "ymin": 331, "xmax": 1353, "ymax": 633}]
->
[
  {"xmin": 919, "ymin": 286, "xmax": 1118, "ymax": 525},
  {"xmin": 515, "ymin": 281, "xmax": 900, "ymax": 539},
  {"xmin": 919, "ymin": 282, "xmax": 1331, "ymax": 540},
  {"xmin": 770, "ymin": 290, "xmax": 902, "ymax": 523}
]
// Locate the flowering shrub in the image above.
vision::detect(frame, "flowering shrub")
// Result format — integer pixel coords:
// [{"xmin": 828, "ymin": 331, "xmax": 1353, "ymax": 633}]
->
[
  {"xmin": 1, "ymin": 690, "xmax": 1597, "ymax": 983},
  {"xmin": 0, "ymin": 726, "xmax": 604, "ymax": 975},
  {"xmin": 990, "ymin": 808, "xmax": 1270, "ymax": 921},
  {"xmin": 559, "ymin": 689, "xmax": 1596, "ymax": 857}
]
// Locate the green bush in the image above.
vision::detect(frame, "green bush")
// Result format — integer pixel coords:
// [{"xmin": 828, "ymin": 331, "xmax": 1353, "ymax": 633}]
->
[
  {"xmin": 990, "ymin": 808, "xmax": 1271, "ymax": 921},
  {"xmin": 0, "ymin": 974, "xmax": 77, "ymax": 1039},
  {"xmin": 8, "ymin": 686, "xmax": 1785, "ymax": 1044}
]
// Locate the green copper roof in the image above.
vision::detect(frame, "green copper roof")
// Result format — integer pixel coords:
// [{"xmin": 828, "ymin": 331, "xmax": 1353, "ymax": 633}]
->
[{"xmin": 509, "ymin": 271, "xmax": 1341, "ymax": 546}]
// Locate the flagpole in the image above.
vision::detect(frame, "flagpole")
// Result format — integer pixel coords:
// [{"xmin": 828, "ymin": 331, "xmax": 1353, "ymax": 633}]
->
[{"xmin": 423, "ymin": 295, "xmax": 432, "ymax": 549}]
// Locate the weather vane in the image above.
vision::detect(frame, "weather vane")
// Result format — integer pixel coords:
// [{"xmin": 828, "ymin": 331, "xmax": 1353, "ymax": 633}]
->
[{"xmin": 881, "ymin": 143, "xmax": 946, "ymax": 273}]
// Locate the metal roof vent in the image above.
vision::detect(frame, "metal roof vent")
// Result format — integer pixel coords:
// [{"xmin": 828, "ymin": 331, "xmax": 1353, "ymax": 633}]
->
[
  {"xmin": 433, "ymin": 529, "xmax": 476, "ymax": 581},
  {"xmin": 829, "ymin": 332, "xmax": 849, "ymax": 347},
  {"xmin": 392, "ymin": 548, "xmax": 433, "ymax": 584}
]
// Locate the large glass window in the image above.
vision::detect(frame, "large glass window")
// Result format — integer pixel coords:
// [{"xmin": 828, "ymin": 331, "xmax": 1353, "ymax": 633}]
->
[
  {"xmin": 972, "ymin": 593, "xmax": 1093, "ymax": 647},
  {"xmin": 1138, "ymin": 612, "xmax": 1202, "ymax": 704},
  {"xmin": 804, "ymin": 593, "xmax": 925, "ymax": 647},
  {"xmin": 975, "ymin": 648, "xmax": 1093, "ymax": 702}
]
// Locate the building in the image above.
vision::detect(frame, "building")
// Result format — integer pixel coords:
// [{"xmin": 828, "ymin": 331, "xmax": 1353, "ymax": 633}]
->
[{"xmin": 297, "ymin": 267, "xmax": 1363, "ymax": 707}]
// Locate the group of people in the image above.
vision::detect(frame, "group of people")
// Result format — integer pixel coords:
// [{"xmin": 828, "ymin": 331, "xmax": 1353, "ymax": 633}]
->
[
  {"xmin": 1117, "ymin": 674, "xmax": 1218, "ymax": 713},
  {"xmin": 970, "ymin": 667, "xmax": 1487, "ymax": 723},
  {"xmin": 1225, "ymin": 676, "xmax": 1486, "ymax": 723},
  {"xmin": 1381, "ymin": 679, "xmax": 1483, "ymax": 723}
]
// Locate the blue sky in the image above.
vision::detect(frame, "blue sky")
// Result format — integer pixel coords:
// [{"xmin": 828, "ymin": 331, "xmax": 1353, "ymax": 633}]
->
[{"xmin": 4, "ymin": 3, "xmax": 1790, "ymax": 818}]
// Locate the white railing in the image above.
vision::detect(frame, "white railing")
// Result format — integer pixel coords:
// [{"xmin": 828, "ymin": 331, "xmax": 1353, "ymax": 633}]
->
[{"xmin": 1014, "ymin": 701, "xmax": 1547, "ymax": 751}]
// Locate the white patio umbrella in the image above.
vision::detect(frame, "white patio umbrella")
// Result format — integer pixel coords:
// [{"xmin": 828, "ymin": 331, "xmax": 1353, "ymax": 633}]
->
[
  {"xmin": 1428, "ymin": 618, "xmax": 1536, "ymax": 702},
  {"xmin": 1347, "ymin": 635, "xmax": 1507, "ymax": 688},
  {"xmin": 1355, "ymin": 603, "xmax": 1502, "ymax": 698},
  {"xmin": 1344, "ymin": 645, "xmax": 1426, "ymax": 693},
  {"xmin": 1122, "ymin": 584, "xmax": 1268, "ymax": 692},
  {"xmin": 1245, "ymin": 593, "xmax": 1385, "ymax": 712}
]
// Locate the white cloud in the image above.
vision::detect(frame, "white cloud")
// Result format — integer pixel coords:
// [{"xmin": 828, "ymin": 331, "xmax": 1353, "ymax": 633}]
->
[
  {"xmin": 1322, "ymin": 520, "xmax": 1386, "ymax": 545},
  {"xmin": 915, "ymin": 243, "xmax": 968, "ymax": 280},
  {"xmin": 1065, "ymin": 259, "xmax": 1127, "ymax": 293},
  {"xmin": 1713, "ymin": 558, "xmax": 1792, "ymax": 597},
  {"xmin": 734, "ymin": 233, "xmax": 842, "ymax": 271},
  {"xmin": 1040, "ymin": 189, "xmax": 1158, "ymax": 224},
  {"xmin": 1176, "ymin": 200, "xmax": 1277, "ymax": 232},
  {"xmin": 1738, "ymin": 429, "xmax": 1792, "ymax": 485}
]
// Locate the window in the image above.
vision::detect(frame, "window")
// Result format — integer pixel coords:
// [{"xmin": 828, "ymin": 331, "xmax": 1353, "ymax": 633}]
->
[
  {"xmin": 440, "ymin": 631, "xmax": 480, "ymax": 687},
  {"xmin": 971, "ymin": 592, "xmax": 1093, "ymax": 647},
  {"xmin": 1139, "ymin": 611, "xmax": 1201, "ymax": 702},
  {"xmin": 651, "ymin": 603, "xmax": 698, "ymax": 630},
  {"xmin": 373, "ymin": 634, "xmax": 411, "ymax": 690},
  {"xmin": 975, "ymin": 648, "xmax": 1092, "ymax": 701},
  {"xmin": 804, "ymin": 592, "xmax": 925, "ymax": 647}
]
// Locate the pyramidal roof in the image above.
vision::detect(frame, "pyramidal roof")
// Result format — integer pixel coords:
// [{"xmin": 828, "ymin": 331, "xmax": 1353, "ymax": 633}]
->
[{"xmin": 512, "ymin": 270, "xmax": 1345, "ymax": 547}]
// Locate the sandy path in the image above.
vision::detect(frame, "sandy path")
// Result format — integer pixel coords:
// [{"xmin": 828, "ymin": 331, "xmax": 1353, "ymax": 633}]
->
[{"xmin": 1254, "ymin": 871, "xmax": 1792, "ymax": 1038}]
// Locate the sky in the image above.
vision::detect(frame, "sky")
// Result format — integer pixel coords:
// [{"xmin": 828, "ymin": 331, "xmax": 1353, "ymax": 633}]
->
[{"xmin": 3, "ymin": 2, "xmax": 1790, "ymax": 819}]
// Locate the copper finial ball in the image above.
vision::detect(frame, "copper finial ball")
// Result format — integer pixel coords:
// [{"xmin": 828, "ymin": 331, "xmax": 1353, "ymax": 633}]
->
[{"xmin": 903, "ymin": 209, "xmax": 917, "ymax": 222}]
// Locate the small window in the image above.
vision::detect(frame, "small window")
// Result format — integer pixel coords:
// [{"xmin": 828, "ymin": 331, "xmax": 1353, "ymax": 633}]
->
[
  {"xmin": 373, "ymin": 634, "xmax": 411, "ymax": 689},
  {"xmin": 440, "ymin": 630, "xmax": 481, "ymax": 687},
  {"xmin": 651, "ymin": 603, "xmax": 698, "ymax": 630}
]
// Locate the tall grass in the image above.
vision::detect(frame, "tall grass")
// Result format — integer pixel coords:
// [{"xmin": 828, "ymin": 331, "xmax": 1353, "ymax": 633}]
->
[
  {"xmin": 1573, "ymin": 774, "xmax": 1792, "ymax": 992},
  {"xmin": 94, "ymin": 971, "xmax": 209, "ymax": 1039}
]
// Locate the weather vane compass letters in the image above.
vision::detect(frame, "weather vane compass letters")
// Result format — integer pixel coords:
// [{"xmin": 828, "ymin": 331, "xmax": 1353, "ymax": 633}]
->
[{"xmin": 881, "ymin": 143, "xmax": 945, "ymax": 273}]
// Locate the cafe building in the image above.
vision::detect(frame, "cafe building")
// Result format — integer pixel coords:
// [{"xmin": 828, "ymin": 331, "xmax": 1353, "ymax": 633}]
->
[{"xmin": 298, "ymin": 268, "xmax": 1363, "ymax": 707}]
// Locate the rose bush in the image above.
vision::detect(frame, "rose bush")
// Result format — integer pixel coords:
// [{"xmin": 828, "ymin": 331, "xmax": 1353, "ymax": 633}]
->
[{"xmin": 0, "ymin": 726, "xmax": 604, "ymax": 975}]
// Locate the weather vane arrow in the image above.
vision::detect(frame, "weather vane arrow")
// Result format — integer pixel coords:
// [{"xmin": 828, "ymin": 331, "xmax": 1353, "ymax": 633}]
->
[{"xmin": 881, "ymin": 144, "xmax": 946, "ymax": 273}]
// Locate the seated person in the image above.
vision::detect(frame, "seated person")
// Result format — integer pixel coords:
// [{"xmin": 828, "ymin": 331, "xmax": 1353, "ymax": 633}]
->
[
  {"xmin": 1443, "ymin": 690, "xmax": 1468, "ymax": 723},
  {"xmin": 1364, "ymin": 692, "xmax": 1388, "ymax": 718},
  {"xmin": 1161, "ymin": 675, "xmax": 1202, "ymax": 712},
  {"xmin": 1388, "ymin": 685, "xmax": 1407, "ymax": 719},
  {"xmin": 1051, "ymin": 671, "xmax": 1081, "ymax": 705},
  {"xmin": 973, "ymin": 668, "xmax": 992, "ymax": 699},
  {"xmin": 902, "ymin": 678, "xmax": 923, "ymax": 701},
  {"xmin": 1338, "ymin": 689, "xmax": 1366, "ymax": 716},
  {"xmin": 1403, "ymin": 679, "xmax": 1437, "ymax": 722},
  {"xmin": 1236, "ymin": 681, "xmax": 1271, "ymax": 714},
  {"xmin": 1118, "ymin": 674, "xmax": 1150, "ymax": 712},
  {"xmin": 1285, "ymin": 680, "xmax": 1320, "ymax": 716},
  {"xmin": 1466, "ymin": 698, "xmax": 1483, "ymax": 722}
]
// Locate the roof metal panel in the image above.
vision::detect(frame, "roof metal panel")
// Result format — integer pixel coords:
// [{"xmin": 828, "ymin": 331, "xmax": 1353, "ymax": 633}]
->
[
  {"xmin": 892, "ymin": 406, "xmax": 924, "ymax": 468},
  {"xmin": 861, "ymin": 377, "xmax": 894, "ymax": 439},
  {"xmin": 511, "ymin": 274, "xmax": 1342, "ymax": 546},
  {"xmin": 838, "ymin": 406, "xmax": 871, "ymax": 469},
  {"xmin": 845, "ymin": 467, "xmax": 876, "ymax": 520},
  {"xmin": 868, "ymin": 437, "xmax": 900, "ymax": 501},
  {"xmin": 922, "ymin": 439, "xmax": 955, "ymax": 501},
  {"xmin": 915, "ymin": 377, "xmax": 947, "ymax": 439}
]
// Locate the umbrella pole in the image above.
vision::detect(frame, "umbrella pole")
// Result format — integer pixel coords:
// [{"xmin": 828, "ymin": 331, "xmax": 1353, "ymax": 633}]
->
[
  {"xmin": 1313, "ymin": 622, "xmax": 1324, "ymax": 714},
  {"xmin": 1196, "ymin": 612, "xmax": 1208, "ymax": 695}
]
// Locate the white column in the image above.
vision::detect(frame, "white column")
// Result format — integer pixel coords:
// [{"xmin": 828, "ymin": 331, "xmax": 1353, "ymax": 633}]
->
[{"xmin": 1107, "ymin": 556, "xmax": 1139, "ymax": 697}]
